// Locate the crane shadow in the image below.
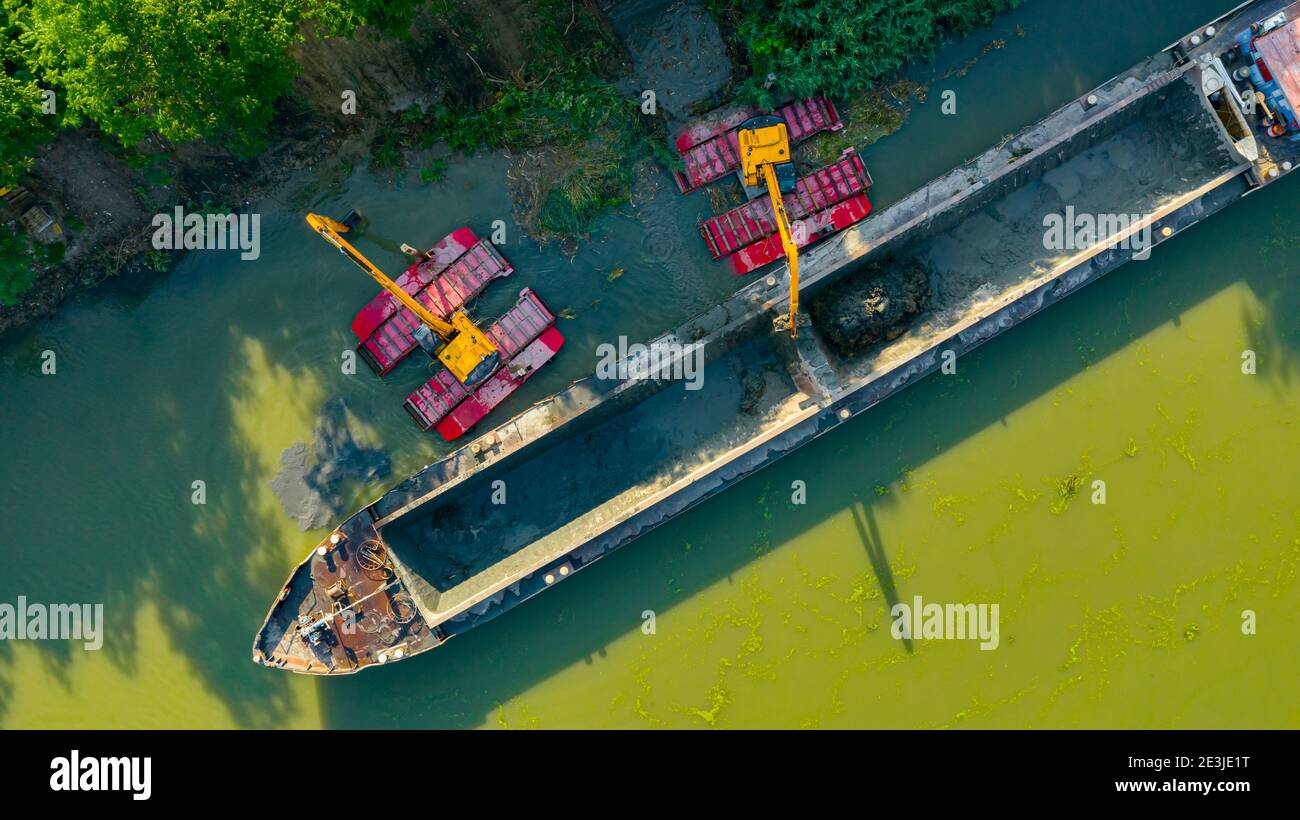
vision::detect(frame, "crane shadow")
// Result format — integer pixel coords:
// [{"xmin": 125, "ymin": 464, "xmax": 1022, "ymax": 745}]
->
[{"xmin": 851, "ymin": 500, "xmax": 912, "ymax": 653}]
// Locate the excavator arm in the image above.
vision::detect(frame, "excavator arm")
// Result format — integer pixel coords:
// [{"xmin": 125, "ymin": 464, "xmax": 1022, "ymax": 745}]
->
[
  {"xmin": 306, "ymin": 212, "xmax": 500, "ymax": 386},
  {"xmin": 737, "ymin": 116, "xmax": 803, "ymax": 338},
  {"xmin": 307, "ymin": 212, "xmax": 459, "ymax": 338},
  {"xmin": 760, "ymin": 162, "xmax": 801, "ymax": 337}
]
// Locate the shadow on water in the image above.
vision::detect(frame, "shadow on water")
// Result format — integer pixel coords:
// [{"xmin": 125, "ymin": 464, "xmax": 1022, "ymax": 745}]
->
[
  {"xmin": 1241, "ymin": 208, "xmax": 1300, "ymax": 393},
  {"xmin": 0, "ymin": 308, "xmax": 319, "ymax": 727},
  {"xmin": 316, "ymin": 170, "xmax": 1299, "ymax": 728},
  {"xmin": 851, "ymin": 501, "xmax": 911, "ymax": 653}
]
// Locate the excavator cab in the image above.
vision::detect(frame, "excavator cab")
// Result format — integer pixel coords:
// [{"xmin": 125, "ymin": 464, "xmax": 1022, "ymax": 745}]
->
[
  {"xmin": 737, "ymin": 115, "xmax": 806, "ymax": 337},
  {"xmin": 425, "ymin": 314, "xmax": 499, "ymax": 385},
  {"xmin": 738, "ymin": 115, "xmax": 798, "ymax": 193},
  {"xmin": 306, "ymin": 211, "xmax": 500, "ymax": 387}
]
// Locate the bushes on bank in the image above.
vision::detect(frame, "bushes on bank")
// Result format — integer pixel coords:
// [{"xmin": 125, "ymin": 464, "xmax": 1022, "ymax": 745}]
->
[{"xmin": 710, "ymin": 0, "xmax": 1022, "ymax": 106}]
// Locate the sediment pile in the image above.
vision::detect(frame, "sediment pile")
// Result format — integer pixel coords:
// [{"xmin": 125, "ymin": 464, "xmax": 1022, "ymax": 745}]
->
[
  {"xmin": 810, "ymin": 255, "xmax": 933, "ymax": 355},
  {"xmin": 269, "ymin": 398, "xmax": 391, "ymax": 531}
]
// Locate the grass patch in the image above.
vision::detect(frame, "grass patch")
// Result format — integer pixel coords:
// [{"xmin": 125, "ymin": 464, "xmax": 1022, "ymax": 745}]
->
[
  {"xmin": 803, "ymin": 78, "xmax": 926, "ymax": 165},
  {"xmin": 370, "ymin": 126, "xmax": 405, "ymax": 171},
  {"xmin": 535, "ymin": 148, "xmax": 633, "ymax": 238},
  {"xmin": 0, "ymin": 224, "xmax": 36, "ymax": 306},
  {"xmin": 419, "ymin": 158, "xmax": 448, "ymax": 185},
  {"xmin": 0, "ymin": 224, "xmax": 35, "ymax": 305},
  {"xmin": 421, "ymin": 0, "xmax": 676, "ymax": 241}
]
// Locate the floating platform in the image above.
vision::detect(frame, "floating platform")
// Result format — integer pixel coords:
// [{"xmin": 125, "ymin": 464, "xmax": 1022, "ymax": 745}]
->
[
  {"xmin": 254, "ymin": 0, "xmax": 1300, "ymax": 674},
  {"xmin": 672, "ymin": 95, "xmax": 842, "ymax": 193},
  {"xmin": 402, "ymin": 289, "xmax": 562, "ymax": 440},
  {"xmin": 435, "ymin": 328, "xmax": 565, "ymax": 442},
  {"xmin": 700, "ymin": 149, "xmax": 873, "ymax": 274},
  {"xmin": 352, "ymin": 228, "xmax": 513, "ymax": 375}
]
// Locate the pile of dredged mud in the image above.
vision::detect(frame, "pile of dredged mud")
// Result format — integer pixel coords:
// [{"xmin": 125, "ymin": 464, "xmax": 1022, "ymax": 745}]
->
[{"xmin": 809, "ymin": 255, "xmax": 933, "ymax": 355}]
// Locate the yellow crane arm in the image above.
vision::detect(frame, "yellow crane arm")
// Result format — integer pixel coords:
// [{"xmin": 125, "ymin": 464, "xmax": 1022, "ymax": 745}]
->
[
  {"xmin": 737, "ymin": 115, "xmax": 803, "ymax": 338},
  {"xmin": 761, "ymin": 162, "xmax": 801, "ymax": 338},
  {"xmin": 306, "ymin": 213, "xmax": 458, "ymax": 340}
]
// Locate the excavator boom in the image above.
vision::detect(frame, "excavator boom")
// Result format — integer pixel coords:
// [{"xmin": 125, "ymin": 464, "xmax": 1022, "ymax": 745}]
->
[
  {"xmin": 762, "ymin": 162, "xmax": 801, "ymax": 335},
  {"xmin": 737, "ymin": 116, "xmax": 802, "ymax": 337},
  {"xmin": 306, "ymin": 213, "xmax": 457, "ymax": 337},
  {"xmin": 306, "ymin": 212, "xmax": 499, "ymax": 385}
]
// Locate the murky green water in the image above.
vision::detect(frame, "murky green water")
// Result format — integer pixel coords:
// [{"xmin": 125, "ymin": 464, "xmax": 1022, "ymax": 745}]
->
[{"xmin": 2, "ymin": 0, "xmax": 1297, "ymax": 728}]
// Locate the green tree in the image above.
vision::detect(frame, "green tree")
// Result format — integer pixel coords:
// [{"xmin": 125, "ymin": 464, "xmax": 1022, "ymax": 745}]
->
[
  {"xmin": 1, "ymin": 1, "xmax": 53, "ymax": 186},
  {"xmin": 0, "ymin": 72, "xmax": 48, "ymax": 185},
  {"xmin": 21, "ymin": 0, "xmax": 306, "ymax": 151}
]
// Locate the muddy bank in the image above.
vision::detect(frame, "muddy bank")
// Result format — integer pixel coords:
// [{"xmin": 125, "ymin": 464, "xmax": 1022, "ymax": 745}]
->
[
  {"xmin": 810, "ymin": 256, "xmax": 933, "ymax": 355},
  {"xmin": 604, "ymin": 0, "xmax": 733, "ymax": 120},
  {"xmin": 0, "ymin": 4, "xmax": 568, "ymax": 338}
]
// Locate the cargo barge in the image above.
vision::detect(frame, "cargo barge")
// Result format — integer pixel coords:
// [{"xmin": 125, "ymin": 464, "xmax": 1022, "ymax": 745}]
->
[{"xmin": 254, "ymin": 0, "xmax": 1299, "ymax": 674}]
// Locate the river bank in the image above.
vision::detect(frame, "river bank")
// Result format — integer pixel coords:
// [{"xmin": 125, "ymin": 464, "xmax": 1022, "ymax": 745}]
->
[
  {"xmin": 1, "ymin": 0, "xmax": 1024, "ymax": 338},
  {"xmin": 0, "ymin": 1, "xmax": 632, "ymax": 336}
]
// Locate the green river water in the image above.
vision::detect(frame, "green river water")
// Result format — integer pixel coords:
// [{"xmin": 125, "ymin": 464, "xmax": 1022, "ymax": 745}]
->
[{"xmin": 1, "ymin": 0, "xmax": 1297, "ymax": 729}]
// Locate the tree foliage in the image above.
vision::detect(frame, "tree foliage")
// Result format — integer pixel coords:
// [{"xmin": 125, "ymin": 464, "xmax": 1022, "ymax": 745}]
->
[
  {"xmin": 1, "ymin": 1, "xmax": 52, "ymax": 186},
  {"xmin": 0, "ymin": 71, "xmax": 48, "ymax": 185},
  {"xmin": 713, "ymin": 0, "xmax": 1022, "ymax": 105},
  {"xmin": 317, "ymin": 0, "xmax": 427, "ymax": 38},
  {"xmin": 20, "ymin": 0, "xmax": 306, "ymax": 151},
  {"xmin": 0, "ymin": 223, "xmax": 35, "ymax": 305}
]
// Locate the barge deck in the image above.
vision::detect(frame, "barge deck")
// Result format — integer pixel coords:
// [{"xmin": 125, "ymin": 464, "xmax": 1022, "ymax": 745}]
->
[{"xmin": 352, "ymin": 227, "xmax": 513, "ymax": 375}]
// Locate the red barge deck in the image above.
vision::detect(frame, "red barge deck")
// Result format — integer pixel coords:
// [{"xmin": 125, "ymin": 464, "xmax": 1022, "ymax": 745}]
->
[
  {"xmin": 351, "ymin": 227, "xmax": 513, "ymax": 375},
  {"xmin": 672, "ymin": 95, "xmax": 842, "ymax": 192},
  {"xmin": 403, "ymin": 288, "xmax": 563, "ymax": 441},
  {"xmin": 700, "ymin": 149, "xmax": 873, "ymax": 274}
]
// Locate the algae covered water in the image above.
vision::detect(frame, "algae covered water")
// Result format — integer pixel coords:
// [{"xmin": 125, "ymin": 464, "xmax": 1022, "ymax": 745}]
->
[{"xmin": 1, "ymin": 0, "xmax": 1297, "ymax": 728}]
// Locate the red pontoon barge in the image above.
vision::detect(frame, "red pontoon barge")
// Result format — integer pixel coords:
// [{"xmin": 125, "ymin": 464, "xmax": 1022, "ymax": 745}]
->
[
  {"xmin": 700, "ymin": 149, "xmax": 873, "ymax": 275},
  {"xmin": 352, "ymin": 227, "xmax": 513, "ymax": 375},
  {"xmin": 672, "ymin": 96, "xmax": 843, "ymax": 193},
  {"xmin": 403, "ymin": 288, "xmax": 565, "ymax": 441}
]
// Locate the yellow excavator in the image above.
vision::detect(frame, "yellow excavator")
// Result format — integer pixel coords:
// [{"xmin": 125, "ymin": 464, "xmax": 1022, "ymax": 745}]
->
[
  {"xmin": 737, "ymin": 115, "xmax": 804, "ymax": 338},
  {"xmin": 306, "ymin": 212, "xmax": 500, "ymax": 386}
]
